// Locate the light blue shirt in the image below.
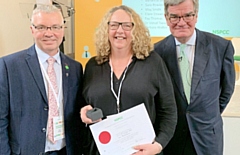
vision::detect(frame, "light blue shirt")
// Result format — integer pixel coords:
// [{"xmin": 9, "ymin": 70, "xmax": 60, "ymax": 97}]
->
[
  {"xmin": 175, "ymin": 30, "xmax": 196, "ymax": 75},
  {"xmin": 35, "ymin": 45, "xmax": 66, "ymax": 152}
]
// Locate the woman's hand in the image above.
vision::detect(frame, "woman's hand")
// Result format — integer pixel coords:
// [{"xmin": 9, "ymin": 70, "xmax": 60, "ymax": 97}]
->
[
  {"xmin": 132, "ymin": 141, "xmax": 162, "ymax": 155},
  {"xmin": 80, "ymin": 105, "xmax": 93, "ymax": 124},
  {"xmin": 80, "ymin": 105, "xmax": 101, "ymax": 124}
]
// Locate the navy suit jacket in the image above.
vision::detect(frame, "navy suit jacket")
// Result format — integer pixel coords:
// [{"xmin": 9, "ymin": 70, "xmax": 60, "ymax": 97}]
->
[
  {"xmin": 154, "ymin": 29, "xmax": 235, "ymax": 155},
  {"xmin": 0, "ymin": 45, "xmax": 85, "ymax": 155}
]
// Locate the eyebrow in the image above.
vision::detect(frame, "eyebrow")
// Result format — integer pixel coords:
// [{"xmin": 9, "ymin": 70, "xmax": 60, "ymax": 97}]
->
[
  {"xmin": 33, "ymin": 24, "xmax": 62, "ymax": 26},
  {"xmin": 169, "ymin": 11, "xmax": 194, "ymax": 17},
  {"xmin": 109, "ymin": 21, "xmax": 132, "ymax": 23}
]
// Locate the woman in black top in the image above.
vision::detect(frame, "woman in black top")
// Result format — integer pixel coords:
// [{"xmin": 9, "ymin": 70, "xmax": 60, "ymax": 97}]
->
[{"xmin": 80, "ymin": 5, "xmax": 177, "ymax": 155}]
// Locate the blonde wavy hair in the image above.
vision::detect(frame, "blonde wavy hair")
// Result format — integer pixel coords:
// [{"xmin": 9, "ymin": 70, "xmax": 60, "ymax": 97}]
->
[{"xmin": 95, "ymin": 5, "xmax": 153, "ymax": 64}]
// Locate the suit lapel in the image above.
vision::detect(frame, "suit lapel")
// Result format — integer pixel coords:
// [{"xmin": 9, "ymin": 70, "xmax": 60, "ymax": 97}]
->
[
  {"xmin": 60, "ymin": 53, "xmax": 69, "ymax": 109},
  {"xmin": 191, "ymin": 30, "xmax": 210, "ymax": 96},
  {"xmin": 25, "ymin": 45, "xmax": 48, "ymax": 103}
]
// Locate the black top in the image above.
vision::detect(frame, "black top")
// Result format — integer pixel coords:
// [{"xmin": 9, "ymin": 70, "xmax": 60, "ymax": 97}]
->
[{"xmin": 82, "ymin": 51, "xmax": 177, "ymax": 154}]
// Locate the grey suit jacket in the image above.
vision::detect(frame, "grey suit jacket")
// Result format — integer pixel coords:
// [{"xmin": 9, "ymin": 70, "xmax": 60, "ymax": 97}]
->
[
  {"xmin": 154, "ymin": 29, "xmax": 235, "ymax": 155},
  {"xmin": 0, "ymin": 45, "xmax": 85, "ymax": 155}
]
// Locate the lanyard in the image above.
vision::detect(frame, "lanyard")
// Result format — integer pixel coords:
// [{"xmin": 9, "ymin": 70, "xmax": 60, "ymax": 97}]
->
[
  {"xmin": 109, "ymin": 57, "xmax": 132, "ymax": 113},
  {"xmin": 39, "ymin": 60, "xmax": 62, "ymax": 108}
]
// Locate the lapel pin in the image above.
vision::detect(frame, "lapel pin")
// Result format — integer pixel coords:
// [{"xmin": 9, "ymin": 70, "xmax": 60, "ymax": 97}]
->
[{"xmin": 65, "ymin": 63, "xmax": 69, "ymax": 70}]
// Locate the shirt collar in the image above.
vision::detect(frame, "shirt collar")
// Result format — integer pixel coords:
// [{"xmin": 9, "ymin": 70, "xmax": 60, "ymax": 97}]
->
[
  {"xmin": 175, "ymin": 29, "xmax": 196, "ymax": 46},
  {"xmin": 35, "ymin": 44, "xmax": 61, "ymax": 65}
]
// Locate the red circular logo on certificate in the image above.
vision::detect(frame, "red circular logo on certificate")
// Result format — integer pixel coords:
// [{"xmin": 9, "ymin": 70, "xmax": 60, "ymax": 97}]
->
[{"xmin": 99, "ymin": 131, "xmax": 111, "ymax": 144}]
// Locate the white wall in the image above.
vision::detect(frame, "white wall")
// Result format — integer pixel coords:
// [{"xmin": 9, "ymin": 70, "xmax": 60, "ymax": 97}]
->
[
  {"xmin": 223, "ymin": 117, "xmax": 240, "ymax": 155},
  {"xmin": 0, "ymin": 0, "xmax": 74, "ymax": 57},
  {"xmin": 0, "ymin": 0, "xmax": 35, "ymax": 57}
]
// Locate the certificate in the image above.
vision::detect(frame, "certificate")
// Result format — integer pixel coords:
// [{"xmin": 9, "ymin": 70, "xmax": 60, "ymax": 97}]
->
[{"xmin": 89, "ymin": 103, "xmax": 155, "ymax": 155}]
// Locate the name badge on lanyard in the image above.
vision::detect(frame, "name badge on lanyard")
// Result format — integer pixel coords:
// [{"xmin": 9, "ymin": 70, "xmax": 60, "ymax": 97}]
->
[{"xmin": 53, "ymin": 116, "xmax": 65, "ymax": 141}]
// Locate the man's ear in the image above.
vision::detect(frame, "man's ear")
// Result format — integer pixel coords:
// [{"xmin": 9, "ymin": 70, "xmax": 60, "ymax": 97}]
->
[
  {"xmin": 30, "ymin": 25, "xmax": 34, "ymax": 34},
  {"xmin": 164, "ymin": 14, "xmax": 170, "ymax": 26}
]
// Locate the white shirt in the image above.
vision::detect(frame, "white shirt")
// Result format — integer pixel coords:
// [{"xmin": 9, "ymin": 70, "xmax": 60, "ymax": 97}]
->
[
  {"xmin": 175, "ymin": 30, "xmax": 196, "ymax": 76},
  {"xmin": 35, "ymin": 45, "xmax": 66, "ymax": 152}
]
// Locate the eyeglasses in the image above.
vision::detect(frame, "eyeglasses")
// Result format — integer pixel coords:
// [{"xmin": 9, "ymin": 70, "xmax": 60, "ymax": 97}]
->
[
  {"xmin": 168, "ymin": 14, "xmax": 195, "ymax": 24},
  {"xmin": 32, "ymin": 24, "xmax": 64, "ymax": 32},
  {"xmin": 108, "ymin": 21, "xmax": 134, "ymax": 31}
]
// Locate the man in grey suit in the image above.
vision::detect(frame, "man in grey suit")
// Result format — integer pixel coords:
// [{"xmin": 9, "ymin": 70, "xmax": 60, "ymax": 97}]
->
[
  {"xmin": 0, "ymin": 5, "xmax": 85, "ymax": 155},
  {"xmin": 154, "ymin": 0, "xmax": 235, "ymax": 155}
]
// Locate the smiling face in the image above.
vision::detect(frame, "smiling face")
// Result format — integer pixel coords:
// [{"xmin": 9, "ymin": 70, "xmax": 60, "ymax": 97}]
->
[
  {"xmin": 165, "ymin": 0, "xmax": 198, "ymax": 43},
  {"xmin": 31, "ymin": 11, "xmax": 64, "ymax": 56},
  {"xmin": 108, "ymin": 9, "xmax": 133, "ymax": 53}
]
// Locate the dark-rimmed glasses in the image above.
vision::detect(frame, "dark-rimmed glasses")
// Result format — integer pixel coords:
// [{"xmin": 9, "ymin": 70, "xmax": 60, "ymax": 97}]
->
[
  {"xmin": 108, "ymin": 21, "xmax": 134, "ymax": 31},
  {"xmin": 32, "ymin": 24, "xmax": 64, "ymax": 32},
  {"xmin": 168, "ymin": 14, "xmax": 195, "ymax": 24}
]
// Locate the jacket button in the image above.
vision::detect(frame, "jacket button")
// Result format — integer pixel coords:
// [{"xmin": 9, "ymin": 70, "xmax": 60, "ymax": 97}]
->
[
  {"xmin": 44, "ymin": 106, "xmax": 48, "ymax": 110},
  {"xmin": 42, "ymin": 128, "xmax": 46, "ymax": 132}
]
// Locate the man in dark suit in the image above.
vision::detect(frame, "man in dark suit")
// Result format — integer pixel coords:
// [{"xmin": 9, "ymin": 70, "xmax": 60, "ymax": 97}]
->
[
  {"xmin": 0, "ymin": 4, "xmax": 85, "ymax": 155},
  {"xmin": 154, "ymin": 0, "xmax": 235, "ymax": 155}
]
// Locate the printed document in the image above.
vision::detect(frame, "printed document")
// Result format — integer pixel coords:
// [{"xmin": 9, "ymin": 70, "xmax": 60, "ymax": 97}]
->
[{"xmin": 89, "ymin": 103, "xmax": 155, "ymax": 155}]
